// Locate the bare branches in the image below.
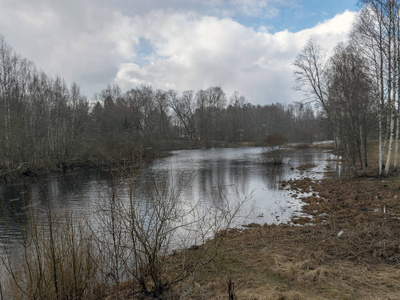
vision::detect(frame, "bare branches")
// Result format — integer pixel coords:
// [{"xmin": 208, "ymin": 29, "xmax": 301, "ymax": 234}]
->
[
  {"xmin": 293, "ymin": 39, "xmax": 329, "ymax": 112},
  {"xmin": 293, "ymin": 1, "xmax": 400, "ymax": 176}
]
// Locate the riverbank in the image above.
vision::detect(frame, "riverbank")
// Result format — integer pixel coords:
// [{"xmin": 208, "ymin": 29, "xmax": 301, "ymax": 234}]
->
[
  {"xmin": 144, "ymin": 144, "xmax": 400, "ymax": 299},
  {"xmin": 6, "ymin": 142, "xmax": 395, "ymax": 299},
  {"xmin": 0, "ymin": 140, "xmax": 262, "ymax": 182},
  {"xmin": 157, "ymin": 175, "xmax": 398, "ymax": 299},
  {"xmin": 0, "ymin": 140, "xmax": 330, "ymax": 182}
]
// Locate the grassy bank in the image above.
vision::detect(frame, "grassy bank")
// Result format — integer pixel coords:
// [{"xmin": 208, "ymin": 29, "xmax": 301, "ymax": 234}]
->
[
  {"xmin": 4, "ymin": 141, "xmax": 399, "ymax": 299},
  {"xmin": 158, "ymin": 142, "xmax": 400, "ymax": 299},
  {"xmin": 165, "ymin": 173, "xmax": 400, "ymax": 299}
]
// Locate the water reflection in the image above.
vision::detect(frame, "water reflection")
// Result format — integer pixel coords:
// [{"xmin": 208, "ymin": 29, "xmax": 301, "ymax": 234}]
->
[
  {"xmin": 152, "ymin": 147, "xmax": 343, "ymax": 224},
  {"xmin": 0, "ymin": 183, "xmax": 30, "ymax": 244},
  {"xmin": 0, "ymin": 147, "xmax": 344, "ymax": 247}
]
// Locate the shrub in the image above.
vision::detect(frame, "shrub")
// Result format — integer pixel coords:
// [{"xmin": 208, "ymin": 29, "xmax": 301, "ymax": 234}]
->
[
  {"xmin": 263, "ymin": 134, "xmax": 287, "ymax": 149},
  {"xmin": 260, "ymin": 149, "xmax": 286, "ymax": 165},
  {"xmin": 1, "ymin": 206, "xmax": 96, "ymax": 299},
  {"xmin": 92, "ymin": 169, "xmax": 247, "ymax": 298},
  {"xmin": 1, "ymin": 167, "xmax": 248, "ymax": 299},
  {"xmin": 260, "ymin": 134, "xmax": 288, "ymax": 165}
]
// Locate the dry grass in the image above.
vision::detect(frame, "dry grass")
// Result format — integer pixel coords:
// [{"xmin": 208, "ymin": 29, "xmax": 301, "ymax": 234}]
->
[
  {"xmin": 173, "ymin": 216, "xmax": 400, "ymax": 299},
  {"xmin": 296, "ymin": 163, "xmax": 316, "ymax": 171},
  {"xmin": 1, "ymin": 210, "xmax": 96, "ymax": 299},
  {"xmin": 160, "ymin": 141, "xmax": 400, "ymax": 300},
  {"xmin": 6, "ymin": 141, "xmax": 400, "ymax": 299}
]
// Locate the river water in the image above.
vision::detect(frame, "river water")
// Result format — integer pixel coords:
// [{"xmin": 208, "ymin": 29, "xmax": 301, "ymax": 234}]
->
[{"xmin": 0, "ymin": 146, "xmax": 343, "ymax": 248}]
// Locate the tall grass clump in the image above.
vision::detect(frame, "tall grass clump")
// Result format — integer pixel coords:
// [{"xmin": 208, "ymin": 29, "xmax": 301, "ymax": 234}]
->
[{"xmin": 0, "ymin": 198, "xmax": 96, "ymax": 299}]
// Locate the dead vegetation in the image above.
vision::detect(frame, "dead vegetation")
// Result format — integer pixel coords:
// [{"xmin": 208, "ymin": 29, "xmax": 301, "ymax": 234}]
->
[
  {"xmin": 171, "ymin": 223, "xmax": 400, "ymax": 299},
  {"xmin": 176, "ymin": 175, "xmax": 400, "ymax": 299},
  {"xmin": 296, "ymin": 163, "xmax": 316, "ymax": 171},
  {"xmin": 5, "ymin": 142, "xmax": 400, "ymax": 299},
  {"xmin": 166, "ymin": 146, "xmax": 400, "ymax": 299}
]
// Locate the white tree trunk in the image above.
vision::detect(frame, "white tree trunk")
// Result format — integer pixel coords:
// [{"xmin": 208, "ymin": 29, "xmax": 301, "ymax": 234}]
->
[
  {"xmin": 379, "ymin": 108, "xmax": 383, "ymax": 176},
  {"xmin": 359, "ymin": 123, "xmax": 367, "ymax": 175},
  {"xmin": 394, "ymin": 109, "xmax": 399, "ymax": 168},
  {"xmin": 385, "ymin": 106, "xmax": 395, "ymax": 175}
]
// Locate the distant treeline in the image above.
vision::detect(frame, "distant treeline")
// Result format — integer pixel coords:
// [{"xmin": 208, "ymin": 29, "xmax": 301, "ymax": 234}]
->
[{"xmin": 0, "ymin": 36, "xmax": 329, "ymax": 175}]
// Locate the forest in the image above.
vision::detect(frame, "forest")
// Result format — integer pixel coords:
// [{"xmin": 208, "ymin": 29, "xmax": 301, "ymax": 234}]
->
[
  {"xmin": 0, "ymin": 35, "xmax": 330, "ymax": 177},
  {"xmin": 2, "ymin": 0, "xmax": 400, "ymax": 179},
  {"xmin": 3, "ymin": 1, "xmax": 400, "ymax": 299},
  {"xmin": 294, "ymin": 0, "xmax": 400, "ymax": 176}
]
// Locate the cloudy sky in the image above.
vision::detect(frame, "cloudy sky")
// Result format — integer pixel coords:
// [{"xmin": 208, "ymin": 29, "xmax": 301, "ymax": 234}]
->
[{"xmin": 0, "ymin": 0, "xmax": 359, "ymax": 105}]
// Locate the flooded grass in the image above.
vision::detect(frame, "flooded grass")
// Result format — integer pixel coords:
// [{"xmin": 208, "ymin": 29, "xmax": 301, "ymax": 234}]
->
[
  {"xmin": 152, "ymin": 143, "xmax": 400, "ymax": 299},
  {"xmin": 167, "ymin": 171, "xmax": 400, "ymax": 299},
  {"xmin": 296, "ymin": 163, "xmax": 316, "ymax": 171},
  {"xmin": 4, "ymin": 144, "xmax": 395, "ymax": 299}
]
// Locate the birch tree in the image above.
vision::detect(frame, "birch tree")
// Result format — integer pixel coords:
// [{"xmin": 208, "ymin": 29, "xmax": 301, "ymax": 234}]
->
[{"xmin": 354, "ymin": 0, "xmax": 400, "ymax": 175}]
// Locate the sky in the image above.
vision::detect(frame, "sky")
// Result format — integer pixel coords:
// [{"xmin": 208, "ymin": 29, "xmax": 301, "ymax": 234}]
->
[{"xmin": 0, "ymin": 0, "xmax": 360, "ymax": 105}]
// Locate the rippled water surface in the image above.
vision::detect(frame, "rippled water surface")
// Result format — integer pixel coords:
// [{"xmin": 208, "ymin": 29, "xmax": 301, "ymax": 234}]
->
[
  {"xmin": 0, "ymin": 147, "xmax": 343, "ymax": 247},
  {"xmin": 152, "ymin": 147, "xmax": 344, "ymax": 224}
]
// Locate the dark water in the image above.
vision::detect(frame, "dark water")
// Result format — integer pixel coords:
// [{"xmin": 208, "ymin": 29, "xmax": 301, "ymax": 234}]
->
[
  {"xmin": 151, "ymin": 147, "xmax": 343, "ymax": 224},
  {"xmin": 0, "ymin": 147, "xmax": 343, "ymax": 247}
]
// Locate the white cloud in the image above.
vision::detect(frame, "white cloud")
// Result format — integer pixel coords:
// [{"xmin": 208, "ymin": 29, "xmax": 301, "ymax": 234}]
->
[
  {"xmin": 0, "ymin": 0, "xmax": 357, "ymax": 104},
  {"xmin": 115, "ymin": 10, "xmax": 357, "ymax": 104}
]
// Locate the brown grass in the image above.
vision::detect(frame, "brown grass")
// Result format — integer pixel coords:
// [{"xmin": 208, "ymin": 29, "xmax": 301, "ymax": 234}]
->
[
  {"xmin": 100, "ymin": 141, "xmax": 400, "ymax": 299},
  {"xmin": 172, "ymin": 212, "xmax": 400, "ymax": 299},
  {"xmin": 162, "ymin": 141, "xmax": 400, "ymax": 300},
  {"xmin": 296, "ymin": 163, "xmax": 316, "ymax": 171}
]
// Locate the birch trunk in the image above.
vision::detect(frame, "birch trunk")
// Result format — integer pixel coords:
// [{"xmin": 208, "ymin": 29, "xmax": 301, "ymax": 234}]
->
[
  {"xmin": 394, "ymin": 110, "xmax": 399, "ymax": 167},
  {"xmin": 385, "ymin": 106, "xmax": 395, "ymax": 175},
  {"xmin": 359, "ymin": 123, "xmax": 367, "ymax": 175},
  {"xmin": 379, "ymin": 108, "xmax": 383, "ymax": 175}
]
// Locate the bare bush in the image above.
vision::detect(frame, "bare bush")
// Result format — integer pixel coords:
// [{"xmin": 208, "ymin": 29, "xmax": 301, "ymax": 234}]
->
[
  {"xmin": 260, "ymin": 149, "xmax": 287, "ymax": 165},
  {"xmin": 0, "ymin": 166, "xmax": 248, "ymax": 299},
  {"xmin": 260, "ymin": 133, "xmax": 288, "ymax": 165},
  {"xmin": 0, "ymin": 202, "xmax": 95, "ymax": 299},
  {"xmin": 90, "ymin": 167, "xmax": 248, "ymax": 298}
]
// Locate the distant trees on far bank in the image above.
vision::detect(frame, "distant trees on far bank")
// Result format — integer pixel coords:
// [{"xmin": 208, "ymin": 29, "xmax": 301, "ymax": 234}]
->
[
  {"xmin": 0, "ymin": 35, "xmax": 328, "ymax": 176},
  {"xmin": 89, "ymin": 85, "xmax": 326, "ymax": 156}
]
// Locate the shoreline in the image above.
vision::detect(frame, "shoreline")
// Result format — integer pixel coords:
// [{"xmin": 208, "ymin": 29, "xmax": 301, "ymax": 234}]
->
[
  {"xmin": 0, "ymin": 140, "xmax": 331, "ymax": 182},
  {"xmin": 4, "ymin": 143, "xmax": 400, "ymax": 299},
  {"xmin": 0, "ymin": 141, "xmax": 264, "ymax": 181},
  {"xmin": 159, "ymin": 147, "xmax": 400, "ymax": 299}
]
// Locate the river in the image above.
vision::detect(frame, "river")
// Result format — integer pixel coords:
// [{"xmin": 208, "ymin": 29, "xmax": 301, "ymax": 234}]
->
[{"xmin": 0, "ymin": 146, "xmax": 343, "ymax": 248}]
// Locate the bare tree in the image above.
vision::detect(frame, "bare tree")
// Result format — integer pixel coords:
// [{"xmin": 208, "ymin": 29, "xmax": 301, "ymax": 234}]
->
[
  {"xmin": 195, "ymin": 86, "xmax": 226, "ymax": 142},
  {"xmin": 293, "ymin": 39, "xmax": 329, "ymax": 111},
  {"xmin": 168, "ymin": 90, "xmax": 197, "ymax": 141},
  {"xmin": 293, "ymin": 39, "xmax": 338, "ymax": 146},
  {"xmin": 327, "ymin": 43, "xmax": 376, "ymax": 175},
  {"xmin": 228, "ymin": 91, "xmax": 247, "ymax": 143},
  {"xmin": 353, "ymin": 0, "xmax": 400, "ymax": 175}
]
